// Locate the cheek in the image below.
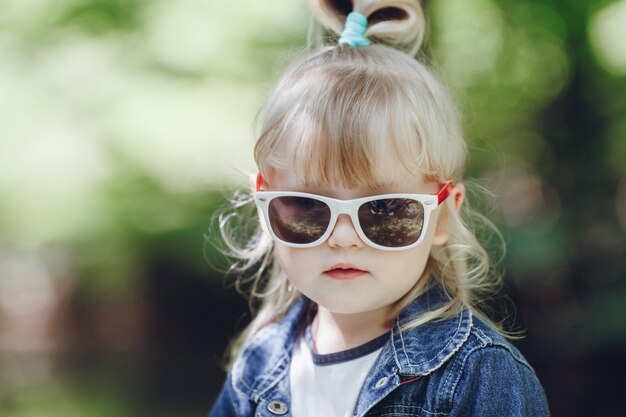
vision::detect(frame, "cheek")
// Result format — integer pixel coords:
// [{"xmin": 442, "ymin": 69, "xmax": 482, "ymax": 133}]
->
[
  {"xmin": 274, "ymin": 245, "xmax": 294, "ymax": 273},
  {"xmin": 389, "ymin": 247, "xmax": 430, "ymax": 276},
  {"xmin": 383, "ymin": 229, "xmax": 435, "ymax": 282},
  {"xmin": 274, "ymin": 245, "xmax": 321, "ymax": 277}
]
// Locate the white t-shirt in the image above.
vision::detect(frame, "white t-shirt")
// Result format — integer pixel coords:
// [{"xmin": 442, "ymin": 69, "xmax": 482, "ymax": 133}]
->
[{"xmin": 289, "ymin": 325, "xmax": 388, "ymax": 417}]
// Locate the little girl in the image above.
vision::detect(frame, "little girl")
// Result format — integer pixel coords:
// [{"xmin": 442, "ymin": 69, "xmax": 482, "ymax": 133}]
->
[{"xmin": 209, "ymin": 0, "xmax": 550, "ymax": 416}]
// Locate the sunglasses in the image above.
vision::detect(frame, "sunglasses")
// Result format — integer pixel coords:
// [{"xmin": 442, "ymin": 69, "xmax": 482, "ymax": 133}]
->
[{"xmin": 254, "ymin": 177, "xmax": 454, "ymax": 251}]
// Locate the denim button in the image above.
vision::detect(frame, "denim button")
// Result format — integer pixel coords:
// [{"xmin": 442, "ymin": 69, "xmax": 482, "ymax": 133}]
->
[
  {"xmin": 267, "ymin": 400, "xmax": 288, "ymax": 415},
  {"xmin": 375, "ymin": 376, "xmax": 388, "ymax": 388}
]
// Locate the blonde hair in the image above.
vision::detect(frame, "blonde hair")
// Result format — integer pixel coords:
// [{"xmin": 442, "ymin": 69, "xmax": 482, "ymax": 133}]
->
[{"xmin": 216, "ymin": 0, "xmax": 507, "ymax": 368}]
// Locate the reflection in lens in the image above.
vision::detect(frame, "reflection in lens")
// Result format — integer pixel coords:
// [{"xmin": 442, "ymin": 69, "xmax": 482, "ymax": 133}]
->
[
  {"xmin": 358, "ymin": 198, "xmax": 424, "ymax": 247},
  {"xmin": 268, "ymin": 197, "xmax": 330, "ymax": 244}
]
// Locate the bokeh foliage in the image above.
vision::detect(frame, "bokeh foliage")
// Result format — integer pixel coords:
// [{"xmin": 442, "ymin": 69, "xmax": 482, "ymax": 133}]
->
[{"xmin": 0, "ymin": 0, "xmax": 625, "ymax": 416}]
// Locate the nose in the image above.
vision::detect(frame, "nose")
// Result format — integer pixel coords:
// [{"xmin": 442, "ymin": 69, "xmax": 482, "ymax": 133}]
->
[{"xmin": 327, "ymin": 214, "xmax": 365, "ymax": 249}]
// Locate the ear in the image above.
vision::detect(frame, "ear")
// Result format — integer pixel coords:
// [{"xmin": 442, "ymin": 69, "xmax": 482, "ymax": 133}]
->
[{"xmin": 432, "ymin": 183, "xmax": 465, "ymax": 246}]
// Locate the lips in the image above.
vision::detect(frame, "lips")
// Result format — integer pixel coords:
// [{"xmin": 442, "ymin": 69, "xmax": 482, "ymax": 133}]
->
[{"xmin": 323, "ymin": 263, "xmax": 368, "ymax": 281}]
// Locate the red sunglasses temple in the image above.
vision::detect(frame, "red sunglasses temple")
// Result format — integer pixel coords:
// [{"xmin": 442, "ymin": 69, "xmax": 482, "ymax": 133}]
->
[
  {"xmin": 256, "ymin": 172, "xmax": 264, "ymax": 192},
  {"xmin": 437, "ymin": 181, "xmax": 454, "ymax": 205},
  {"xmin": 257, "ymin": 172, "xmax": 454, "ymax": 204}
]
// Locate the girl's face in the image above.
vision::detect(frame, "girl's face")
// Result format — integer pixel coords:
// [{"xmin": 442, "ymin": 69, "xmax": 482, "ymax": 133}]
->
[{"xmin": 260, "ymin": 167, "xmax": 458, "ymax": 318}]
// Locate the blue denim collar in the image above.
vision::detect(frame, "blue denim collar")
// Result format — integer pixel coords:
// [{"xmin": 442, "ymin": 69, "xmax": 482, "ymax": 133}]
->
[
  {"xmin": 231, "ymin": 285, "xmax": 472, "ymax": 403},
  {"xmin": 391, "ymin": 286, "xmax": 472, "ymax": 376}
]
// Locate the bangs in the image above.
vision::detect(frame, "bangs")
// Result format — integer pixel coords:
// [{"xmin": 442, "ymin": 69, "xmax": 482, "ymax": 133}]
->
[
  {"xmin": 256, "ymin": 68, "xmax": 438, "ymax": 190},
  {"xmin": 254, "ymin": 45, "xmax": 467, "ymax": 191},
  {"xmin": 285, "ymin": 112, "xmax": 433, "ymax": 190}
]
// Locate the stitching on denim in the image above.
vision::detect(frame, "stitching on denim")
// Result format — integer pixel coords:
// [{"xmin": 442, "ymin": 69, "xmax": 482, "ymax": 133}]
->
[
  {"xmin": 427, "ymin": 312, "xmax": 475, "ymax": 412},
  {"xmin": 390, "ymin": 326, "xmax": 402, "ymax": 373},
  {"xmin": 419, "ymin": 311, "xmax": 464, "ymax": 364},
  {"xmin": 394, "ymin": 309, "xmax": 473, "ymax": 376},
  {"xmin": 397, "ymin": 315, "xmax": 415, "ymax": 373},
  {"xmin": 232, "ymin": 347, "xmax": 255, "ymax": 395},
  {"xmin": 232, "ymin": 324, "xmax": 286, "ymax": 400},
  {"xmin": 254, "ymin": 351, "xmax": 290, "ymax": 400},
  {"xmin": 366, "ymin": 404, "xmax": 449, "ymax": 416},
  {"xmin": 232, "ymin": 327, "xmax": 271, "ymax": 393},
  {"xmin": 421, "ymin": 310, "xmax": 473, "ymax": 376},
  {"xmin": 439, "ymin": 332, "xmax": 485, "ymax": 411},
  {"xmin": 444, "ymin": 343, "xmax": 536, "ymax": 412},
  {"xmin": 370, "ymin": 413, "xmax": 445, "ymax": 417},
  {"xmin": 472, "ymin": 320, "xmax": 536, "ymax": 373},
  {"xmin": 472, "ymin": 325, "xmax": 491, "ymax": 346},
  {"xmin": 493, "ymin": 344, "xmax": 536, "ymax": 373}
]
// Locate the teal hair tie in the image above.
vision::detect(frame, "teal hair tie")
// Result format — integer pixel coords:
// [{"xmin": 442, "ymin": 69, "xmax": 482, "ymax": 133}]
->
[{"xmin": 338, "ymin": 11, "xmax": 371, "ymax": 47}]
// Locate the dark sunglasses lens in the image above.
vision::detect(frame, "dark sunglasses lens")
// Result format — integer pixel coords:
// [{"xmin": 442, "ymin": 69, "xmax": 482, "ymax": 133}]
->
[
  {"xmin": 268, "ymin": 196, "xmax": 331, "ymax": 244},
  {"xmin": 358, "ymin": 198, "xmax": 424, "ymax": 247}
]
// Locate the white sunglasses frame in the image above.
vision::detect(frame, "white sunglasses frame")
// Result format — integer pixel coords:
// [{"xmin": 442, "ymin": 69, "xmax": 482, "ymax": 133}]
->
[{"xmin": 254, "ymin": 184, "xmax": 452, "ymax": 251}]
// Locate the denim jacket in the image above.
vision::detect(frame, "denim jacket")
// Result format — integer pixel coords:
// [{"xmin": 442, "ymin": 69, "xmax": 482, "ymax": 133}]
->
[{"xmin": 209, "ymin": 286, "xmax": 550, "ymax": 417}]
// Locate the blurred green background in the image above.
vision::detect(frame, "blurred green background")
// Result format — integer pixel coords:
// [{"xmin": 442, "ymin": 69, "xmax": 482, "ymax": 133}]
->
[{"xmin": 0, "ymin": 0, "xmax": 625, "ymax": 416}]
